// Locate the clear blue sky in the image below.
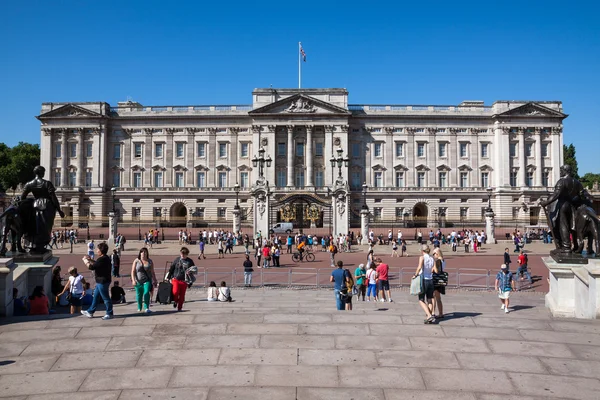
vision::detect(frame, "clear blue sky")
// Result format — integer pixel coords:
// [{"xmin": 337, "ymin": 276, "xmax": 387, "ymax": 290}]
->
[{"xmin": 1, "ymin": 1, "xmax": 599, "ymax": 173}]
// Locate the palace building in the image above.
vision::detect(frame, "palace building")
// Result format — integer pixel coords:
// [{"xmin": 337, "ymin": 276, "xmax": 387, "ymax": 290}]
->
[{"xmin": 38, "ymin": 88, "xmax": 565, "ymax": 231}]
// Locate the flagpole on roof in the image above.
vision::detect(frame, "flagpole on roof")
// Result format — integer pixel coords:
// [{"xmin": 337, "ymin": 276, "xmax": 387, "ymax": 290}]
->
[{"xmin": 298, "ymin": 42, "xmax": 302, "ymax": 89}]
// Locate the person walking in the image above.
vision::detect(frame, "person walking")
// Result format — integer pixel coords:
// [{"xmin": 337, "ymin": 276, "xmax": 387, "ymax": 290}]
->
[
  {"xmin": 413, "ymin": 244, "xmax": 438, "ymax": 324},
  {"xmin": 198, "ymin": 239, "xmax": 206, "ymax": 260},
  {"xmin": 432, "ymin": 248, "xmax": 446, "ymax": 319},
  {"xmin": 391, "ymin": 240, "xmax": 399, "ymax": 257},
  {"xmin": 495, "ymin": 263, "xmax": 516, "ymax": 313},
  {"xmin": 57, "ymin": 267, "xmax": 86, "ymax": 315},
  {"xmin": 375, "ymin": 258, "xmax": 392, "ymax": 302},
  {"xmin": 330, "ymin": 260, "xmax": 349, "ymax": 311},
  {"xmin": 111, "ymin": 249, "xmax": 120, "ymax": 278},
  {"xmin": 262, "ymin": 243, "xmax": 271, "ymax": 268},
  {"xmin": 243, "ymin": 255, "xmax": 253, "ymax": 287},
  {"xmin": 131, "ymin": 247, "xmax": 158, "ymax": 313},
  {"xmin": 169, "ymin": 247, "xmax": 195, "ymax": 311},
  {"xmin": 87, "ymin": 240, "xmax": 95, "ymax": 260},
  {"xmin": 354, "ymin": 263, "xmax": 367, "ymax": 301},
  {"xmin": 272, "ymin": 243, "xmax": 281, "ymax": 267},
  {"xmin": 503, "ymin": 248, "xmax": 511, "ymax": 269},
  {"xmin": 81, "ymin": 242, "xmax": 114, "ymax": 320},
  {"xmin": 517, "ymin": 250, "xmax": 533, "ymax": 286},
  {"xmin": 344, "ymin": 269, "xmax": 355, "ymax": 311},
  {"xmin": 217, "ymin": 238, "xmax": 224, "ymax": 259},
  {"xmin": 328, "ymin": 242, "xmax": 337, "ymax": 267},
  {"xmin": 255, "ymin": 244, "xmax": 262, "ymax": 268}
]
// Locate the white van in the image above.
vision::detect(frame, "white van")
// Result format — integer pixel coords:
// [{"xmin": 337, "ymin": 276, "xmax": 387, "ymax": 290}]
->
[{"xmin": 270, "ymin": 222, "xmax": 294, "ymax": 234}]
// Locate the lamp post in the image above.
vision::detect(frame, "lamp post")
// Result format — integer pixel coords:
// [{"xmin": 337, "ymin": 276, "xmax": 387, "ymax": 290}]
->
[
  {"xmin": 362, "ymin": 182, "xmax": 368, "ymax": 210},
  {"xmin": 234, "ymin": 182, "xmax": 240, "ymax": 210},
  {"xmin": 327, "ymin": 187, "xmax": 333, "ymax": 235},
  {"xmin": 251, "ymin": 147, "xmax": 272, "ymax": 180},
  {"xmin": 111, "ymin": 187, "xmax": 117, "ymax": 213},
  {"xmin": 330, "ymin": 147, "xmax": 350, "ymax": 180},
  {"xmin": 486, "ymin": 186, "xmax": 493, "ymax": 212},
  {"xmin": 138, "ymin": 217, "xmax": 142, "ymax": 241}
]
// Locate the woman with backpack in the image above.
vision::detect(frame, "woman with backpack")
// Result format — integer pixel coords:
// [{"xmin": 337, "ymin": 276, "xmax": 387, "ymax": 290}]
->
[
  {"xmin": 168, "ymin": 247, "xmax": 194, "ymax": 311},
  {"xmin": 343, "ymin": 269, "xmax": 355, "ymax": 311},
  {"xmin": 131, "ymin": 247, "xmax": 158, "ymax": 313}
]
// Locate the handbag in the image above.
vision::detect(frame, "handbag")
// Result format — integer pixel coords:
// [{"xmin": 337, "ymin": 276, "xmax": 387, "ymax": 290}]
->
[
  {"xmin": 351, "ymin": 285, "xmax": 359, "ymax": 296},
  {"xmin": 410, "ymin": 274, "xmax": 423, "ymax": 296},
  {"xmin": 432, "ymin": 260, "xmax": 449, "ymax": 286}
]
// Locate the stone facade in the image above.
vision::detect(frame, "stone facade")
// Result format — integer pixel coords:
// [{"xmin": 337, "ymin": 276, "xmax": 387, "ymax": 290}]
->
[{"xmin": 37, "ymin": 88, "xmax": 566, "ymax": 230}]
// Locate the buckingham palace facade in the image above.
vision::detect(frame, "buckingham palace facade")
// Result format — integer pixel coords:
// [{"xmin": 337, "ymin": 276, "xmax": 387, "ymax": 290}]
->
[{"xmin": 37, "ymin": 88, "xmax": 565, "ymax": 230}]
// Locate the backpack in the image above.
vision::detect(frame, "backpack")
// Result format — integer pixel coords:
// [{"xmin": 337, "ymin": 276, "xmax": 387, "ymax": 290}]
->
[{"xmin": 333, "ymin": 245, "xmax": 338, "ymax": 254}]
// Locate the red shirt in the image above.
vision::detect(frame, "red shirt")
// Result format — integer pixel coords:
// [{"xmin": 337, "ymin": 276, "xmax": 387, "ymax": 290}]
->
[
  {"xmin": 518, "ymin": 254, "xmax": 527, "ymax": 266},
  {"xmin": 376, "ymin": 263, "xmax": 389, "ymax": 281},
  {"xmin": 262, "ymin": 247, "xmax": 271, "ymax": 257},
  {"xmin": 29, "ymin": 295, "xmax": 49, "ymax": 315}
]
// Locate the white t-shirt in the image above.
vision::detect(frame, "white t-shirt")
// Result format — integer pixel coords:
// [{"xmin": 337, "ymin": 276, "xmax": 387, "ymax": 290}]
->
[
  {"xmin": 366, "ymin": 269, "xmax": 377, "ymax": 285},
  {"xmin": 421, "ymin": 254, "xmax": 434, "ymax": 280},
  {"xmin": 69, "ymin": 275, "xmax": 84, "ymax": 295},
  {"xmin": 218, "ymin": 287, "xmax": 231, "ymax": 302}
]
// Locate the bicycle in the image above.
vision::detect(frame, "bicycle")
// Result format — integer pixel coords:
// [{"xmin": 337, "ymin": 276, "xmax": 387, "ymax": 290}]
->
[{"xmin": 292, "ymin": 250, "xmax": 315, "ymax": 262}]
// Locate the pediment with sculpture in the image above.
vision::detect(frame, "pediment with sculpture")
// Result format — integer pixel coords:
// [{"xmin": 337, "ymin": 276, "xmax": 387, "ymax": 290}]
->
[
  {"xmin": 249, "ymin": 94, "xmax": 351, "ymax": 116},
  {"xmin": 37, "ymin": 104, "xmax": 103, "ymax": 119},
  {"xmin": 494, "ymin": 102, "xmax": 567, "ymax": 119}
]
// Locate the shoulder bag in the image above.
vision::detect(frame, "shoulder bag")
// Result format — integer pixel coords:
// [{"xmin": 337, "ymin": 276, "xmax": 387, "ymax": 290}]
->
[{"xmin": 432, "ymin": 260, "xmax": 449, "ymax": 287}]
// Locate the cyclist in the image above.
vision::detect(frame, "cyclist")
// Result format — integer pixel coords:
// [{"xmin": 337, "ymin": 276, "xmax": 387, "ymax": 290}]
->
[{"xmin": 297, "ymin": 240, "xmax": 306, "ymax": 260}]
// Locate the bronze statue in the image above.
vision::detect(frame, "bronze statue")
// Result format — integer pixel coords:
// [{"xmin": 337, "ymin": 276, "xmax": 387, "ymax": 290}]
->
[{"xmin": 18, "ymin": 166, "xmax": 65, "ymax": 253}]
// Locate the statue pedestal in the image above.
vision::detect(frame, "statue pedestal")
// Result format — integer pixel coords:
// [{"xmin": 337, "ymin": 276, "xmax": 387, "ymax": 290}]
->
[
  {"xmin": 544, "ymin": 257, "xmax": 600, "ymax": 319},
  {"xmin": 0, "ymin": 258, "xmax": 16, "ymax": 317},
  {"xmin": 232, "ymin": 207, "xmax": 241, "ymax": 234},
  {"xmin": 108, "ymin": 212, "xmax": 118, "ymax": 247},
  {"xmin": 485, "ymin": 211, "xmax": 497, "ymax": 244},
  {"xmin": 360, "ymin": 209, "xmax": 370, "ymax": 245}
]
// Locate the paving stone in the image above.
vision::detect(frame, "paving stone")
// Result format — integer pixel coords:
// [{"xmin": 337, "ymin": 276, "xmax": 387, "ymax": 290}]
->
[
  {"xmin": 28, "ymin": 392, "xmax": 120, "ymax": 400},
  {"xmin": 549, "ymin": 320, "xmax": 600, "ymax": 334},
  {"xmin": 22, "ymin": 338, "xmax": 110, "ymax": 355},
  {"xmin": 456, "ymin": 353, "xmax": 546, "ymax": 373},
  {"xmin": 410, "ymin": 337, "xmax": 490, "ymax": 353},
  {"xmin": 185, "ymin": 334, "xmax": 260, "ymax": 349},
  {"xmin": 403, "ymin": 314, "xmax": 476, "ymax": 326},
  {"xmin": 76, "ymin": 325, "xmax": 155, "ymax": 338},
  {"xmin": 509, "ymin": 372, "xmax": 600, "ymax": 399},
  {"xmin": 137, "ymin": 349, "xmax": 220, "ymax": 367},
  {"xmin": 335, "ymin": 335, "xmax": 411, "ymax": 350},
  {"xmin": 338, "ymin": 366, "xmax": 424, "ymax": 389},
  {"xmin": 108, "ymin": 335, "xmax": 188, "ymax": 351},
  {"xmin": 487, "ymin": 339, "xmax": 575, "ymax": 358},
  {"xmin": 384, "ymin": 390, "xmax": 477, "ymax": 400},
  {"xmin": 376, "ymin": 350, "xmax": 460, "ymax": 368},
  {"xmin": 80, "ymin": 366, "xmax": 172, "ymax": 391},
  {"xmin": 255, "ymin": 365, "xmax": 338, "ymax": 387},
  {"xmin": 369, "ymin": 323, "xmax": 445, "ymax": 337},
  {"xmin": 218, "ymin": 348, "xmax": 297, "ymax": 365},
  {"xmin": 422, "ymin": 369, "xmax": 513, "ymax": 394},
  {"xmin": 209, "ymin": 387, "xmax": 295, "ymax": 400},
  {"xmin": 153, "ymin": 323, "xmax": 227, "ymax": 335},
  {"xmin": 539, "ymin": 357, "xmax": 600, "ymax": 379},
  {"xmin": 0, "ymin": 320, "xmax": 50, "ymax": 332},
  {"xmin": 227, "ymin": 323, "xmax": 298, "ymax": 334},
  {"xmin": 297, "ymin": 387, "xmax": 385, "ymax": 400},
  {"xmin": 197, "ymin": 313, "xmax": 264, "ymax": 323},
  {"xmin": 170, "ymin": 366, "xmax": 255, "ymax": 387},
  {"xmin": 52, "ymin": 350, "xmax": 142, "ymax": 370},
  {"xmin": 442, "ymin": 326, "xmax": 524, "ymax": 340},
  {"xmin": 519, "ymin": 329, "xmax": 600, "ymax": 345},
  {"xmin": 0, "ymin": 354, "xmax": 59, "ymax": 374},
  {"xmin": 263, "ymin": 313, "xmax": 331, "ymax": 323},
  {"xmin": 568, "ymin": 343, "xmax": 600, "ymax": 360},
  {"xmin": 0, "ymin": 342, "xmax": 28, "ymax": 357},
  {"xmin": 330, "ymin": 314, "xmax": 404, "ymax": 324},
  {"xmin": 298, "ymin": 323, "xmax": 369, "ymax": 335},
  {"xmin": 477, "ymin": 395, "xmax": 545, "ymax": 400},
  {"xmin": 0, "ymin": 370, "xmax": 90, "ymax": 396},
  {"xmin": 121, "ymin": 314, "xmax": 196, "ymax": 325},
  {"xmin": 0, "ymin": 327, "xmax": 80, "ymax": 342},
  {"xmin": 260, "ymin": 334, "xmax": 335, "ymax": 349},
  {"xmin": 121, "ymin": 388, "xmax": 208, "ymax": 400},
  {"xmin": 298, "ymin": 349, "xmax": 377, "ymax": 366},
  {"xmin": 473, "ymin": 317, "xmax": 551, "ymax": 330},
  {"xmin": 46, "ymin": 317, "xmax": 124, "ymax": 328}
]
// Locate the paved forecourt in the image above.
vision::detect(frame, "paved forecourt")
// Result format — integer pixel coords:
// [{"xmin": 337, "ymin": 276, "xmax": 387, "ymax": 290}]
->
[{"xmin": 1, "ymin": 288, "xmax": 600, "ymax": 399}]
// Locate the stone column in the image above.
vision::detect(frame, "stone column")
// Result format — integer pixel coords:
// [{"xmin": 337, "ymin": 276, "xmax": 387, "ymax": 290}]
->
[
  {"xmin": 384, "ymin": 127, "xmax": 394, "ymax": 187},
  {"xmin": 287, "ymin": 125, "xmax": 294, "ymax": 187},
  {"xmin": 332, "ymin": 190, "xmax": 349, "ymax": 236},
  {"xmin": 518, "ymin": 127, "xmax": 526, "ymax": 187},
  {"xmin": 78, "ymin": 128, "xmax": 85, "ymax": 187},
  {"xmin": 229, "ymin": 127, "xmax": 239, "ymax": 186},
  {"xmin": 186, "ymin": 131, "xmax": 195, "ymax": 187},
  {"xmin": 252, "ymin": 189, "xmax": 270, "ymax": 238},
  {"xmin": 143, "ymin": 131, "xmax": 152, "ymax": 187},
  {"xmin": 61, "ymin": 131, "xmax": 68, "ymax": 187},
  {"xmin": 405, "ymin": 128, "xmax": 415, "ymax": 187},
  {"xmin": 485, "ymin": 209, "xmax": 496, "ymax": 244},
  {"xmin": 551, "ymin": 126, "xmax": 562, "ymax": 184},
  {"xmin": 535, "ymin": 127, "xmax": 543, "ymax": 187},
  {"xmin": 360, "ymin": 209, "xmax": 370, "ymax": 245},
  {"xmin": 108, "ymin": 212, "xmax": 118, "ymax": 247},
  {"xmin": 208, "ymin": 128, "xmax": 217, "ymax": 187},
  {"xmin": 232, "ymin": 207, "xmax": 241, "ymax": 234},
  {"xmin": 306, "ymin": 125, "xmax": 314, "ymax": 187},
  {"xmin": 324, "ymin": 125, "xmax": 334, "ymax": 187},
  {"xmin": 165, "ymin": 134, "xmax": 173, "ymax": 187}
]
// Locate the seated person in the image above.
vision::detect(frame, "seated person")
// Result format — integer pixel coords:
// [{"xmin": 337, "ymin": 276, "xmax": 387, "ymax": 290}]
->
[
  {"xmin": 218, "ymin": 281, "xmax": 231, "ymax": 302},
  {"xmin": 28, "ymin": 286, "xmax": 49, "ymax": 315},
  {"xmin": 110, "ymin": 281, "xmax": 127, "ymax": 304},
  {"xmin": 13, "ymin": 288, "xmax": 29, "ymax": 316},
  {"xmin": 81, "ymin": 282, "xmax": 93, "ymax": 306},
  {"xmin": 207, "ymin": 281, "xmax": 218, "ymax": 301}
]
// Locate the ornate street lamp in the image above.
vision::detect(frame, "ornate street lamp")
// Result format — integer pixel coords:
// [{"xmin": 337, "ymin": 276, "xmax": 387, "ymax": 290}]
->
[
  {"xmin": 486, "ymin": 187, "xmax": 494, "ymax": 212},
  {"xmin": 234, "ymin": 182, "xmax": 240, "ymax": 210},
  {"xmin": 252, "ymin": 147, "xmax": 272, "ymax": 179},
  {"xmin": 111, "ymin": 187, "xmax": 118, "ymax": 213},
  {"xmin": 362, "ymin": 182, "xmax": 368, "ymax": 210},
  {"xmin": 330, "ymin": 147, "xmax": 350, "ymax": 179}
]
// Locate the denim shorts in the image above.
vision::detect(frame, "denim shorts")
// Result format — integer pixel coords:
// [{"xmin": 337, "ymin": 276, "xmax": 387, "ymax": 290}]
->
[
  {"xmin": 418, "ymin": 279, "xmax": 434, "ymax": 301},
  {"xmin": 378, "ymin": 280, "xmax": 390, "ymax": 291},
  {"xmin": 69, "ymin": 293, "xmax": 83, "ymax": 307}
]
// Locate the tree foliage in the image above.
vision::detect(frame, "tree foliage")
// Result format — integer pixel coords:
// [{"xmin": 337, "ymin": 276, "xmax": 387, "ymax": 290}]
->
[
  {"xmin": 0, "ymin": 142, "xmax": 40, "ymax": 193},
  {"xmin": 580, "ymin": 173, "xmax": 600, "ymax": 190},
  {"xmin": 563, "ymin": 143, "xmax": 579, "ymax": 180}
]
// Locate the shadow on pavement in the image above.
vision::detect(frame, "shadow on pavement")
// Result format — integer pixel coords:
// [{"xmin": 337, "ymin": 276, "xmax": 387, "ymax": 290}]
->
[{"xmin": 441, "ymin": 312, "xmax": 482, "ymax": 320}]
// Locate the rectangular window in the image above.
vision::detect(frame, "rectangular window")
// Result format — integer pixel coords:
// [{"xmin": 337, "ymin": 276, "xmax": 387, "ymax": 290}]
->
[
  {"xmin": 396, "ymin": 207, "xmax": 404, "ymax": 219},
  {"xmin": 395, "ymin": 172, "xmax": 404, "ymax": 188},
  {"xmin": 481, "ymin": 172, "xmax": 489, "ymax": 188},
  {"xmin": 296, "ymin": 142, "xmax": 304, "ymax": 157},
  {"xmin": 315, "ymin": 143, "xmax": 323, "ymax": 157},
  {"xmin": 175, "ymin": 172, "xmax": 184, "ymax": 188},
  {"xmin": 278, "ymin": 143, "xmax": 286, "ymax": 156},
  {"xmin": 132, "ymin": 207, "xmax": 141, "ymax": 221},
  {"xmin": 417, "ymin": 143, "xmax": 425, "ymax": 158},
  {"xmin": 374, "ymin": 143, "xmax": 382, "ymax": 158},
  {"xmin": 86, "ymin": 142, "xmax": 93, "ymax": 157},
  {"xmin": 438, "ymin": 143, "xmax": 446, "ymax": 157},
  {"xmin": 153, "ymin": 207, "xmax": 162, "ymax": 219},
  {"xmin": 460, "ymin": 207, "xmax": 468, "ymax": 218},
  {"xmin": 459, "ymin": 143, "xmax": 468, "ymax": 158},
  {"xmin": 176, "ymin": 142, "xmax": 185, "ymax": 158},
  {"xmin": 240, "ymin": 143, "xmax": 249, "ymax": 158},
  {"xmin": 542, "ymin": 143, "xmax": 549, "ymax": 157},
  {"xmin": 351, "ymin": 172, "xmax": 361, "ymax": 189},
  {"xmin": 510, "ymin": 171, "xmax": 518, "ymax": 187},
  {"xmin": 85, "ymin": 171, "xmax": 92, "ymax": 187},
  {"xmin": 481, "ymin": 143, "xmax": 488, "ymax": 158},
  {"xmin": 219, "ymin": 143, "xmax": 227, "ymax": 158},
  {"xmin": 113, "ymin": 144, "xmax": 121, "ymax": 159},
  {"xmin": 296, "ymin": 170, "xmax": 305, "ymax": 187},
  {"xmin": 133, "ymin": 172, "xmax": 142, "ymax": 188},
  {"xmin": 542, "ymin": 171, "xmax": 549, "ymax": 186},
  {"xmin": 197, "ymin": 142, "xmax": 206, "ymax": 157},
  {"xmin": 373, "ymin": 207, "xmax": 382, "ymax": 222},
  {"xmin": 55, "ymin": 143, "xmax": 62, "ymax": 158},
  {"xmin": 196, "ymin": 171, "xmax": 206, "ymax": 187},
  {"xmin": 240, "ymin": 171, "xmax": 249, "ymax": 188},
  {"xmin": 509, "ymin": 143, "xmax": 517, "ymax": 157},
  {"xmin": 374, "ymin": 172, "xmax": 383, "ymax": 188},
  {"xmin": 315, "ymin": 171, "xmax": 324, "ymax": 188},
  {"xmin": 69, "ymin": 171, "xmax": 76, "ymax": 186},
  {"xmin": 525, "ymin": 143, "xmax": 533, "ymax": 157},
  {"xmin": 112, "ymin": 171, "xmax": 120, "ymax": 187},
  {"xmin": 277, "ymin": 169, "xmax": 286, "ymax": 187},
  {"xmin": 460, "ymin": 172, "xmax": 468, "ymax": 188},
  {"xmin": 195, "ymin": 207, "xmax": 205, "ymax": 218},
  {"xmin": 218, "ymin": 172, "xmax": 227, "ymax": 188},
  {"xmin": 218, "ymin": 207, "xmax": 226, "ymax": 219},
  {"xmin": 134, "ymin": 143, "xmax": 142, "ymax": 158},
  {"xmin": 395, "ymin": 142, "xmax": 404, "ymax": 157},
  {"xmin": 70, "ymin": 143, "xmax": 77, "ymax": 158},
  {"xmin": 439, "ymin": 172, "xmax": 447, "ymax": 187},
  {"xmin": 54, "ymin": 170, "xmax": 61, "ymax": 186},
  {"xmin": 154, "ymin": 172, "xmax": 163, "ymax": 188},
  {"xmin": 352, "ymin": 143, "xmax": 360, "ymax": 157},
  {"xmin": 155, "ymin": 143, "xmax": 163, "ymax": 158},
  {"xmin": 526, "ymin": 171, "xmax": 534, "ymax": 187},
  {"xmin": 417, "ymin": 172, "xmax": 425, "ymax": 188}
]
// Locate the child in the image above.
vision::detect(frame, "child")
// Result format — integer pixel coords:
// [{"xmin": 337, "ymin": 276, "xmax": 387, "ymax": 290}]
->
[
  {"xmin": 401, "ymin": 240, "xmax": 408, "ymax": 257},
  {"xmin": 391, "ymin": 240, "xmax": 399, "ymax": 257},
  {"xmin": 495, "ymin": 264, "xmax": 515, "ymax": 313}
]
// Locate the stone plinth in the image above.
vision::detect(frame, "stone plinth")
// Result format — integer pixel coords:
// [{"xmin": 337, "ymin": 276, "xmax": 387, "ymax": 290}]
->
[
  {"xmin": 360, "ymin": 209, "xmax": 370, "ymax": 245},
  {"xmin": 232, "ymin": 207, "xmax": 241, "ymax": 234},
  {"xmin": 544, "ymin": 256, "xmax": 600, "ymax": 319},
  {"xmin": 485, "ymin": 210, "xmax": 497, "ymax": 244},
  {"xmin": 0, "ymin": 258, "xmax": 16, "ymax": 317},
  {"xmin": 108, "ymin": 212, "xmax": 118, "ymax": 247}
]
